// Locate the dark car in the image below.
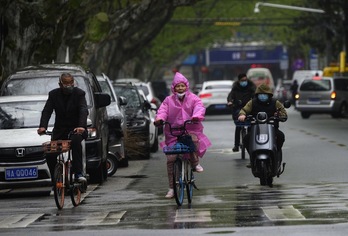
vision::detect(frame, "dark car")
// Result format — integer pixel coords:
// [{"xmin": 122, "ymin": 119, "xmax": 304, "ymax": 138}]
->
[
  {"xmin": 112, "ymin": 82, "xmax": 151, "ymax": 159},
  {"xmin": 96, "ymin": 73, "xmax": 128, "ymax": 175},
  {"xmin": 0, "ymin": 64, "xmax": 111, "ymax": 184}
]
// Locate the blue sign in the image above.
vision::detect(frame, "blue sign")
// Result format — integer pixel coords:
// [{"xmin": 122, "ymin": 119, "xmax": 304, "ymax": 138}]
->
[{"xmin": 208, "ymin": 45, "xmax": 283, "ymax": 65}]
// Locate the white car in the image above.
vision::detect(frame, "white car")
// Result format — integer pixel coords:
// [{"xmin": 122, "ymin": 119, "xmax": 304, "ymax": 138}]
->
[
  {"xmin": 0, "ymin": 95, "xmax": 52, "ymax": 193},
  {"xmin": 134, "ymin": 82, "xmax": 162, "ymax": 109},
  {"xmin": 138, "ymin": 89, "xmax": 159, "ymax": 152},
  {"xmin": 198, "ymin": 80, "xmax": 234, "ymax": 114}
]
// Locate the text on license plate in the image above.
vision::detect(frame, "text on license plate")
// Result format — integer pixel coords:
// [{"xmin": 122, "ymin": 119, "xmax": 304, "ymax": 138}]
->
[{"xmin": 5, "ymin": 167, "xmax": 38, "ymax": 180}]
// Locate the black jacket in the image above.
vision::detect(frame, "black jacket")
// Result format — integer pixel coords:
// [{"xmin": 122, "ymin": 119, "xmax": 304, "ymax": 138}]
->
[
  {"xmin": 227, "ymin": 79, "xmax": 256, "ymax": 110},
  {"xmin": 39, "ymin": 87, "xmax": 89, "ymax": 140}
]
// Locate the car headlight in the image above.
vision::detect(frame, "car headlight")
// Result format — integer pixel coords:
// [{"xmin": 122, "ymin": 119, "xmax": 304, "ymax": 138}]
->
[{"xmin": 87, "ymin": 127, "xmax": 97, "ymax": 138}]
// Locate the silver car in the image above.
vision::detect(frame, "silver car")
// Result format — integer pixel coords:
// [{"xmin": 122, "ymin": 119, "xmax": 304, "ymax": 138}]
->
[
  {"xmin": 0, "ymin": 95, "xmax": 52, "ymax": 192},
  {"xmin": 96, "ymin": 74, "xmax": 128, "ymax": 175},
  {"xmin": 295, "ymin": 76, "xmax": 348, "ymax": 119}
]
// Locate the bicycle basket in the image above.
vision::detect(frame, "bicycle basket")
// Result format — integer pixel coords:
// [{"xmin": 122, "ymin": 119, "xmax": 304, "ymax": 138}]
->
[
  {"xmin": 163, "ymin": 142, "xmax": 192, "ymax": 155},
  {"xmin": 43, "ymin": 140, "xmax": 71, "ymax": 153},
  {"xmin": 178, "ymin": 135, "xmax": 196, "ymax": 152}
]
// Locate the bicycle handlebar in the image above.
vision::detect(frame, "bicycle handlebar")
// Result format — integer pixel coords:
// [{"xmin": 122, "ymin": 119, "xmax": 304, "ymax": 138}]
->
[{"xmin": 162, "ymin": 120, "xmax": 195, "ymax": 137}]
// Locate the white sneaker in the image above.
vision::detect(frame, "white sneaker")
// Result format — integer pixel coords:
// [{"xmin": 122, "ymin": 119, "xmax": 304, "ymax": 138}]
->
[
  {"xmin": 195, "ymin": 164, "xmax": 204, "ymax": 173},
  {"xmin": 165, "ymin": 189, "xmax": 174, "ymax": 198}
]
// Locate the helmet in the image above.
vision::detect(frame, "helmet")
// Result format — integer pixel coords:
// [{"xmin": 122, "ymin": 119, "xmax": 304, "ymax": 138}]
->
[{"xmin": 255, "ymin": 83, "xmax": 273, "ymax": 95}]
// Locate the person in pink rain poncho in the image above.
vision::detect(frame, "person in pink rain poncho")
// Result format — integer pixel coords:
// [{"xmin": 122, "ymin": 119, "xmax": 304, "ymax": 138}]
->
[{"xmin": 154, "ymin": 72, "xmax": 211, "ymax": 198}]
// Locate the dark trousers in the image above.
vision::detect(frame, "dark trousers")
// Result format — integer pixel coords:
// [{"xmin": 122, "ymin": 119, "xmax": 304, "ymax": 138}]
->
[
  {"xmin": 45, "ymin": 133, "xmax": 84, "ymax": 182},
  {"xmin": 243, "ymin": 129, "xmax": 285, "ymax": 154}
]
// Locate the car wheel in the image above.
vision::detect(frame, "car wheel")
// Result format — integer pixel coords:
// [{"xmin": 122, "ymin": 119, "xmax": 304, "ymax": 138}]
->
[
  {"xmin": 106, "ymin": 154, "xmax": 118, "ymax": 176},
  {"xmin": 301, "ymin": 112, "xmax": 310, "ymax": 119}
]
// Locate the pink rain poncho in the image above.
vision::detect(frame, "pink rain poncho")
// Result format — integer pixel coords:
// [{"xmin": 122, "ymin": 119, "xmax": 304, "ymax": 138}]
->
[{"xmin": 156, "ymin": 72, "xmax": 211, "ymax": 157}]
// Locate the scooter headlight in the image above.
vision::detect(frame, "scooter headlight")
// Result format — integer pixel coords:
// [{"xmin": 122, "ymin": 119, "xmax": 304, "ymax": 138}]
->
[{"xmin": 256, "ymin": 112, "xmax": 268, "ymax": 123}]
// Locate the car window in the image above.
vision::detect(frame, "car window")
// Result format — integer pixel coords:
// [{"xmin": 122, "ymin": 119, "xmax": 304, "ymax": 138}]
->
[
  {"xmin": 334, "ymin": 79, "xmax": 348, "ymax": 91},
  {"xmin": 98, "ymin": 80, "xmax": 116, "ymax": 102},
  {"xmin": 300, "ymin": 80, "xmax": 331, "ymax": 91},
  {"xmin": 2, "ymin": 76, "xmax": 93, "ymax": 107},
  {"xmin": 0, "ymin": 101, "xmax": 55, "ymax": 129},
  {"xmin": 113, "ymin": 86, "xmax": 141, "ymax": 108}
]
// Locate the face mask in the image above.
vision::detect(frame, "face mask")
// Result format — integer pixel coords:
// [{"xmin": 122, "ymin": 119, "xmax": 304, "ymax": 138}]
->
[
  {"xmin": 239, "ymin": 81, "xmax": 248, "ymax": 87},
  {"xmin": 177, "ymin": 92, "xmax": 186, "ymax": 99},
  {"xmin": 257, "ymin": 94, "xmax": 269, "ymax": 102},
  {"xmin": 62, "ymin": 85, "xmax": 74, "ymax": 94}
]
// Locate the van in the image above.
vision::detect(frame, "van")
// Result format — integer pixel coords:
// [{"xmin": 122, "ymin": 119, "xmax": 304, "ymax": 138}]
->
[
  {"xmin": 246, "ymin": 68, "xmax": 275, "ymax": 90},
  {"xmin": 295, "ymin": 76, "xmax": 348, "ymax": 119},
  {"xmin": 291, "ymin": 70, "xmax": 323, "ymax": 86}
]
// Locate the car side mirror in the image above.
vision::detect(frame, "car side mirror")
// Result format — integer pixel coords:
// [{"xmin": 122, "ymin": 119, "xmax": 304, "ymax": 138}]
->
[
  {"xmin": 283, "ymin": 100, "xmax": 291, "ymax": 108},
  {"xmin": 94, "ymin": 92, "xmax": 111, "ymax": 108},
  {"xmin": 150, "ymin": 103, "xmax": 157, "ymax": 111},
  {"xmin": 118, "ymin": 96, "xmax": 127, "ymax": 106}
]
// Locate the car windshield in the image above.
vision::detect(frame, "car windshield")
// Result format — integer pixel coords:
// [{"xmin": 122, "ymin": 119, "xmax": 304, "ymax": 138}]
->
[
  {"xmin": 136, "ymin": 85, "xmax": 149, "ymax": 96},
  {"xmin": 0, "ymin": 101, "xmax": 55, "ymax": 129},
  {"xmin": 98, "ymin": 80, "xmax": 116, "ymax": 102},
  {"xmin": 113, "ymin": 86, "xmax": 141, "ymax": 108},
  {"xmin": 300, "ymin": 79, "xmax": 331, "ymax": 91},
  {"xmin": 2, "ymin": 76, "xmax": 93, "ymax": 106}
]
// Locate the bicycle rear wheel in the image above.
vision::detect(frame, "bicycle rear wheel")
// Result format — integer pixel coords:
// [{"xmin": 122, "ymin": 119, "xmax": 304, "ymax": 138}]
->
[
  {"xmin": 173, "ymin": 157, "xmax": 184, "ymax": 206},
  {"xmin": 68, "ymin": 162, "xmax": 81, "ymax": 207},
  {"xmin": 240, "ymin": 128, "xmax": 247, "ymax": 160},
  {"xmin": 53, "ymin": 161, "xmax": 65, "ymax": 209},
  {"xmin": 186, "ymin": 161, "xmax": 194, "ymax": 204}
]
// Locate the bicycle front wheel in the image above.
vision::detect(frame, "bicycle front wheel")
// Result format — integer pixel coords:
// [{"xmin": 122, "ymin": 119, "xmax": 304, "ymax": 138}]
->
[
  {"xmin": 69, "ymin": 163, "xmax": 81, "ymax": 207},
  {"xmin": 186, "ymin": 161, "xmax": 194, "ymax": 204},
  {"xmin": 173, "ymin": 157, "xmax": 184, "ymax": 206},
  {"xmin": 53, "ymin": 161, "xmax": 65, "ymax": 210}
]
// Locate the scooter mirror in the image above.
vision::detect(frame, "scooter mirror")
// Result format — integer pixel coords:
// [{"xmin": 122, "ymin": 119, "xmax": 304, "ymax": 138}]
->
[{"xmin": 283, "ymin": 100, "xmax": 291, "ymax": 108}]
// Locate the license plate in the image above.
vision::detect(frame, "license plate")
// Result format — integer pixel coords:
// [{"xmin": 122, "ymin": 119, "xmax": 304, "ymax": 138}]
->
[
  {"xmin": 215, "ymin": 104, "xmax": 227, "ymax": 109},
  {"xmin": 308, "ymin": 98, "xmax": 320, "ymax": 104},
  {"xmin": 5, "ymin": 167, "xmax": 38, "ymax": 180}
]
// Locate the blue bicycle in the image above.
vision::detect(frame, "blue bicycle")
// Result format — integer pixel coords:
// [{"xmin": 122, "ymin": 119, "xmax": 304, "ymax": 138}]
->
[{"xmin": 162, "ymin": 120, "xmax": 197, "ymax": 206}]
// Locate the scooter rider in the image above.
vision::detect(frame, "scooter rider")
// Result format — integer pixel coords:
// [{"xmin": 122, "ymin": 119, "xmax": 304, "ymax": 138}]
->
[{"xmin": 238, "ymin": 83, "xmax": 288, "ymax": 158}]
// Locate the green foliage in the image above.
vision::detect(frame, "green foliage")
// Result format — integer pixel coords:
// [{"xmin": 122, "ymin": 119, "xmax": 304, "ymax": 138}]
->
[{"xmin": 86, "ymin": 12, "xmax": 110, "ymax": 42}]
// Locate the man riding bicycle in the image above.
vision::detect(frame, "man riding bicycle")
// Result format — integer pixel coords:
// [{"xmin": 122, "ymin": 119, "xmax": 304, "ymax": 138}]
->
[
  {"xmin": 227, "ymin": 73, "xmax": 255, "ymax": 152},
  {"xmin": 37, "ymin": 73, "xmax": 89, "ymax": 183}
]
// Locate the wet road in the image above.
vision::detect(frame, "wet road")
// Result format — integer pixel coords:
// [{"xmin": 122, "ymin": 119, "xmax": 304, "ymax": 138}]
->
[{"xmin": 1, "ymin": 107, "xmax": 348, "ymax": 235}]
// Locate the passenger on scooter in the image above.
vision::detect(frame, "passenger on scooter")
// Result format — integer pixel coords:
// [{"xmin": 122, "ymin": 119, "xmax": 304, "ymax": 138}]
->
[{"xmin": 237, "ymin": 83, "xmax": 288, "ymax": 161}]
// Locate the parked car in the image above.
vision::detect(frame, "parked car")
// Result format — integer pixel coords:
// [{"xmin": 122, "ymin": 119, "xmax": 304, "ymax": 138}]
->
[
  {"xmin": 134, "ymin": 81, "xmax": 162, "ymax": 109},
  {"xmin": 0, "ymin": 95, "xmax": 52, "ymax": 193},
  {"xmin": 295, "ymin": 76, "xmax": 348, "ymax": 119},
  {"xmin": 96, "ymin": 74, "xmax": 128, "ymax": 176},
  {"xmin": 0, "ymin": 64, "xmax": 111, "ymax": 184},
  {"xmin": 198, "ymin": 80, "xmax": 234, "ymax": 114},
  {"xmin": 138, "ymin": 89, "xmax": 159, "ymax": 153},
  {"xmin": 274, "ymin": 79, "xmax": 292, "ymax": 102},
  {"xmin": 112, "ymin": 82, "xmax": 152, "ymax": 159}
]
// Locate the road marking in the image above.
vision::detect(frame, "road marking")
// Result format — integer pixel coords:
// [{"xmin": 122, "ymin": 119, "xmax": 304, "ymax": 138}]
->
[
  {"xmin": 175, "ymin": 209, "xmax": 212, "ymax": 222},
  {"xmin": 0, "ymin": 214, "xmax": 43, "ymax": 228},
  {"xmin": 81, "ymin": 211, "xmax": 126, "ymax": 226},
  {"xmin": 262, "ymin": 205, "xmax": 305, "ymax": 221}
]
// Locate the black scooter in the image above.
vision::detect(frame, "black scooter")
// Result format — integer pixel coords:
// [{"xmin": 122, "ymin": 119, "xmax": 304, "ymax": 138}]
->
[{"xmin": 247, "ymin": 101, "xmax": 291, "ymax": 187}]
